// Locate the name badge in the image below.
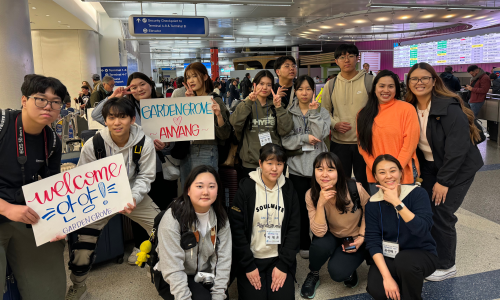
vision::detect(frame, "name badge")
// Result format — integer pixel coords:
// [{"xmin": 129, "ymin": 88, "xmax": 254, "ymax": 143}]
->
[
  {"xmin": 302, "ymin": 144, "xmax": 315, "ymax": 151},
  {"xmin": 265, "ymin": 229, "xmax": 281, "ymax": 245},
  {"xmin": 258, "ymin": 132, "xmax": 272, "ymax": 146},
  {"xmin": 382, "ymin": 240, "xmax": 399, "ymax": 258}
]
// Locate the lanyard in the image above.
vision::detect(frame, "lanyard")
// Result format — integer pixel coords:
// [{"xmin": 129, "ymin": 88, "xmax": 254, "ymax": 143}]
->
[
  {"xmin": 379, "ymin": 203, "xmax": 400, "ymax": 243},
  {"xmin": 15, "ymin": 113, "xmax": 49, "ymax": 185},
  {"xmin": 302, "ymin": 115, "xmax": 308, "ymax": 133},
  {"xmin": 254, "ymin": 102, "xmax": 270, "ymax": 132},
  {"xmin": 260, "ymin": 176, "xmax": 280, "ymax": 226}
]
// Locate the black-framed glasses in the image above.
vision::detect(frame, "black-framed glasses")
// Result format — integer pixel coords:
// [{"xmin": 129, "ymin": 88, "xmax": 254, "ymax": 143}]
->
[
  {"xmin": 409, "ymin": 76, "xmax": 434, "ymax": 85},
  {"xmin": 337, "ymin": 54, "xmax": 357, "ymax": 61},
  {"xmin": 29, "ymin": 96, "xmax": 63, "ymax": 110}
]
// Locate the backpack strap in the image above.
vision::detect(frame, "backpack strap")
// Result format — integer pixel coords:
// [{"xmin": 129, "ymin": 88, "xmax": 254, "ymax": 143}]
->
[
  {"xmin": 0, "ymin": 109, "xmax": 10, "ymax": 142},
  {"xmin": 329, "ymin": 77, "xmax": 337, "ymax": 100},
  {"xmin": 92, "ymin": 132, "xmax": 106, "ymax": 160},
  {"xmin": 346, "ymin": 180, "xmax": 363, "ymax": 227},
  {"xmin": 132, "ymin": 136, "xmax": 146, "ymax": 175},
  {"xmin": 45, "ymin": 126, "xmax": 57, "ymax": 158}
]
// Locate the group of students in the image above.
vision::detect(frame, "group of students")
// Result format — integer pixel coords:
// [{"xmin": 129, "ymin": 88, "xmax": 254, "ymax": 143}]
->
[{"xmin": 0, "ymin": 42, "xmax": 483, "ymax": 300}]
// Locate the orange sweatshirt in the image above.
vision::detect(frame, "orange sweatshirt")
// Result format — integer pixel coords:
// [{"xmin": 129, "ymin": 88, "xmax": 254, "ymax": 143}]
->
[{"xmin": 357, "ymin": 99, "xmax": 420, "ymax": 184}]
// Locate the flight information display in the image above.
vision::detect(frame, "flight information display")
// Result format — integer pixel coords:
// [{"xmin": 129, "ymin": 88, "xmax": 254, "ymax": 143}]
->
[{"xmin": 393, "ymin": 32, "xmax": 500, "ymax": 68}]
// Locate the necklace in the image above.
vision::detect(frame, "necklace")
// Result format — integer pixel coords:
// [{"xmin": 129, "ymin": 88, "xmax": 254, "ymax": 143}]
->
[{"xmin": 417, "ymin": 106, "xmax": 429, "ymax": 117}]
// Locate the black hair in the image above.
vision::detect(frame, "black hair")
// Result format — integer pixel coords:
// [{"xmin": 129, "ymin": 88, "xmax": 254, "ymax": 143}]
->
[
  {"xmin": 81, "ymin": 85, "xmax": 89, "ymax": 90},
  {"xmin": 169, "ymin": 165, "xmax": 228, "ymax": 231},
  {"xmin": 252, "ymin": 70, "xmax": 275, "ymax": 94},
  {"xmin": 310, "ymin": 152, "xmax": 352, "ymax": 213},
  {"xmin": 274, "ymin": 56, "xmax": 297, "ymax": 74},
  {"xmin": 214, "ymin": 82, "xmax": 220, "ymax": 88},
  {"xmin": 445, "ymin": 66, "xmax": 453, "ymax": 72},
  {"xmin": 21, "ymin": 74, "xmax": 68, "ymax": 101},
  {"xmin": 467, "ymin": 65, "xmax": 479, "ymax": 73},
  {"xmin": 490, "ymin": 73, "xmax": 498, "ymax": 80},
  {"xmin": 371, "ymin": 154, "xmax": 404, "ymax": 181},
  {"xmin": 176, "ymin": 76, "xmax": 184, "ymax": 87},
  {"xmin": 357, "ymin": 70, "xmax": 401, "ymax": 156},
  {"xmin": 294, "ymin": 75, "xmax": 316, "ymax": 95},
  {"xmin": 259, "ymin": 143, "xmax": 287, "ymax": 164},
  {"xmin": 245, "ymin": 73, "xmax": 250, "ymax": 77},
  {"xmin": 102, "ymin": 97, "xmax": 136, "ymax": 120},
  {"xmin": 334, "ymin": 44, "xmax": 359, "ymax": 60},
  {"xmin": 126, "ymin": 72, "xmax": 159, "ymax": 115}
]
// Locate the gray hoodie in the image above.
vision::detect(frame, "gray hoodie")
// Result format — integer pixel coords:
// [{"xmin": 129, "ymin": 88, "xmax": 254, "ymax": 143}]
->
[
  {"xmin": 78, "ymin": 123, "xmax": 156, "ymax": 204},
  {"xmin": 282, "ymin": 99, "xmax": 330, "ymax": 177},
  {"xmin": 156, "ymin": 207, "xmax": 232, "ymax": 300}
]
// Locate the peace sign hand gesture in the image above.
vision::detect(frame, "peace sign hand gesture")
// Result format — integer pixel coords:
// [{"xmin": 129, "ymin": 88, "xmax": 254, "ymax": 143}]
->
[
  {"xmin": 182, "ymin": 82, "xmax": 195, "ymax": 97},
  {"xmin": 110, "ymin": 85, "xmax": 133, "ymax": 99},
  {"xmin": 309, "ymin": 93, "xmax": 319, "ymax": 110},
  {"xmin": 248, "ymin": 83, "xmax": 261, "ymax": 101},
  {"xmin": 271, "ymin": 87, "xmax": 283, "ymax": 108}
]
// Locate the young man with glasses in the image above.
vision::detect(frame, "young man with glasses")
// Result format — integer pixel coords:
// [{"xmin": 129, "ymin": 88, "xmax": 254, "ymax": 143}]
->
[
  {"xmin": 90, "ymin": 75, "xmax": 115, "ymax": 108},
  {"xmin": 274, "ymin": 56, "xmax": 297, "ymax": 108},
  {"xmin": 321, "ymin": 44, "xmax": 372, "ymax": 194},
  {"xmin": 0, "ymin": 74, "xmax": 66, "ymax": 299}
]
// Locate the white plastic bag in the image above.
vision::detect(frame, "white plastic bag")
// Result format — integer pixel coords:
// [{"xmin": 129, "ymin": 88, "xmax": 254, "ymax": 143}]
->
[{"xmin": 162, "ymin": 155, "xmax": 180, "ymax": 181}]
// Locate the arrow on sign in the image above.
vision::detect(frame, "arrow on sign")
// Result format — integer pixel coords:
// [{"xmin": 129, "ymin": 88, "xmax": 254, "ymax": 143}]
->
[{"xmin": 136, "ymin": 19, "xmax": 140, "ymax": 23}]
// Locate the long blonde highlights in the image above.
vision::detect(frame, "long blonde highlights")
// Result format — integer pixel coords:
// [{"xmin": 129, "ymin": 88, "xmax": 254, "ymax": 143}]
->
[{"xmin": 405, "ymin": 62, "xmax": 480, "ymax": 144}]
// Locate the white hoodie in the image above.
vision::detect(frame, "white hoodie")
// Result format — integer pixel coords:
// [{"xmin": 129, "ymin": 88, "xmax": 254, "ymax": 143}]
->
[
  {"xmin": 249, "ymin": 168, "xmax": 286, "ymax": 259},
  {"xmin": 78, "ymin": 123, "xmax": 156, "ymax": 204}
]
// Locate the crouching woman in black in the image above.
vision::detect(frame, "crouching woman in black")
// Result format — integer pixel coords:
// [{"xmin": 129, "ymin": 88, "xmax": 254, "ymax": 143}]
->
[
  {"xmin": 365, "ymin": 155, "xmax": 438, "ymax": 300},
  {"xmin": 229, "ymin": 143, "xmax": 300, "ymax": 300}
]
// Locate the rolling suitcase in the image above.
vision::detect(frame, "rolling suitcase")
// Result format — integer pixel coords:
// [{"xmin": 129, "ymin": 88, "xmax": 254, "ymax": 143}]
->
[
  {"xmin": 68, "ymin": 214, "xmax": 125, "ymax": 265},
  {"xmin": 3, "ymin": 264, "xmax": 21, "ymax": 300},
  {"xmin": 218, "ymin": 166, "xmax": 238, "ymax": 210}
]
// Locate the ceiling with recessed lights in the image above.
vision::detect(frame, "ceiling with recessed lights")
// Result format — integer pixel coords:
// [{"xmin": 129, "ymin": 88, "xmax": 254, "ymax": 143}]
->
[{"xmin": 28, "ymin": 0, "xmax": 93, "ymax": 30}]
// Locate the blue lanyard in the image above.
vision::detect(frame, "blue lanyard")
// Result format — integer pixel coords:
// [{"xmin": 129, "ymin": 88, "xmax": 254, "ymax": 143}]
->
[
  {"xmin": 254, "ymin": 102, "xmax": 270, "ymax": 132},
  {"xmin": 261, "ymin": 176, "xmax": 280, "ymax": 226},
  {"xmin": 302, "ymin": 115, "xmax": 308, "ymax": 133},
  {"xmin": 379, "ymin": 203, "xmax": 400, "ymax": 243}
]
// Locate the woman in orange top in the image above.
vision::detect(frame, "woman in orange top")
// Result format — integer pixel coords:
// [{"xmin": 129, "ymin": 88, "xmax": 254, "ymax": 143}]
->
[{"xmin": 357, "ymin": 70, "xmax": 420, "ymax": 195}]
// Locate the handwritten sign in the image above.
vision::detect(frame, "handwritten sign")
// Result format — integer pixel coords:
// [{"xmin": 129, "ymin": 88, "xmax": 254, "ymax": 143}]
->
[
  {"xmin": 23, "ymin": 154, "xmax": 132, "ymax": 246},
  {"xmin": 140, "ymin": 96, "xmax": 215, "ymax": 142}
]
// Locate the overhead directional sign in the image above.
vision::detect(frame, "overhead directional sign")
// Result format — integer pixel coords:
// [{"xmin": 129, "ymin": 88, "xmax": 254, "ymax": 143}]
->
[
  {"xmin": 128, "ymin": 15, "xmax": 209, "ymax": 37},
  {"xmin": 101, "ymin": 67, "xmax": 128, "ymax": 87}
]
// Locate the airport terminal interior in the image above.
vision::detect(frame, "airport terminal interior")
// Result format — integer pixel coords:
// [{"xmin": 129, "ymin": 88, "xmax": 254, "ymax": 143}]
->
[{"xmin": 3, "ymin": 0, "xmax": 500, "ymax": 299}]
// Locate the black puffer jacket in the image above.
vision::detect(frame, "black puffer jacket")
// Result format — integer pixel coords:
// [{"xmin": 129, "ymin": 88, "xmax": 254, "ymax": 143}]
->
[
  {"xmin": 439, "ymin": 72, "xmax": 461, "ymax": 92},
  {"xmin": 416, "ymin": 95, "xmax": 483, "ymax": 187}
]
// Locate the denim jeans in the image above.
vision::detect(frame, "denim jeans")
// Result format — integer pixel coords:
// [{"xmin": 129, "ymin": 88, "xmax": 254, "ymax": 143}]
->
[
  {"xmin": 180, "ymin": 144, "xmax": 219, "ymax": 187},
  {"xmin": 469, "ymin": 101, "xmax": 484, "ymax": 118}
]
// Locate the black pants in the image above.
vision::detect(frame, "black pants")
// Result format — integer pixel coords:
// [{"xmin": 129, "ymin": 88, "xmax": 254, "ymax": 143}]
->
[
  {"xmin": 420, "ymin": 159, "xmax": 475, "ymax": 269},
  {"xmin": 133, "ymin": 172, "xmax": 178, "ymax": 248},
  {"xmin": 330, "ymin": 141, "xmax": 369, "ymax": 193},
  {"xmin": 154, "ymin": 272, "xmax": 211, "ymax": 300},
  {"xmin": 366, "ymin": 250, "xmax": 438, "ymax": 300},
  {"xmin": 289, "ymin": 174, "xmax": 312, "ymax": 251},
  {"xmin": 309, "ymin": 232, "xmax": 365, "ymax": 282},
  {"xmin": 236, "ymin": 257, "xmax": 295, "ymax": 300}
]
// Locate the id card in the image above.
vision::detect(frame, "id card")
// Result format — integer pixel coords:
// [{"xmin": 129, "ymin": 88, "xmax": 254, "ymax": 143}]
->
[
  {"xmin": 258, "ymin": 132, "xmax": 272, "ymax": 146},
  {"xmin": 302, "ymin": 144, "xmax": 315, "ymax": 151},
  {"xmin": 265, "ymin": 229, "xmax": 281, "ymax": 245},
  {"xmin": 382, "ymin": 240, "xmax": 399, "ymax": 258}
]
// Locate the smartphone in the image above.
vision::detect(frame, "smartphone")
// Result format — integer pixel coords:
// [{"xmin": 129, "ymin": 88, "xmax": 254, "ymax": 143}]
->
[{"xmin": 343, "ymin": 237, "xmax": 356, "ymax": 251}]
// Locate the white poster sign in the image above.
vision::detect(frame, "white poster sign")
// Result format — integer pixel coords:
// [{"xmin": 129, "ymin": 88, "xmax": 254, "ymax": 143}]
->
[
  {"xmin": 140, "ymin": 96, "xmax": 215, "ymax": 142},
  {"xmin": 23, "ymin": 154, "xmax": 132, "ymax": 246},
  {"xmin": 87, "ymin": 108, "xmax": 105, "ymax": 130}
]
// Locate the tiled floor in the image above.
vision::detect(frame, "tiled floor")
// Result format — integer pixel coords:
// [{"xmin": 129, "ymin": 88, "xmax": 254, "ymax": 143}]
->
[{"xmin": 64, "ymin": 139, "xmax": 500, "ymax": 299}]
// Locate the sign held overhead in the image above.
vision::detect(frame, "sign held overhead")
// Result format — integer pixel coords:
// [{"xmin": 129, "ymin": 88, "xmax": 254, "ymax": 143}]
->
[{"xmin": 128, "ymin": 15, "xmax": 209, "ymax": 37}]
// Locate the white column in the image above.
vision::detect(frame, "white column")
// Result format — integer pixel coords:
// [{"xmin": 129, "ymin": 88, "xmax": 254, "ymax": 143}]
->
[
  {"xmin": 0, "ymin": 0, "xmax": 34, "ymax": 109},
  {"xmin": 291, "ymin": 46, "xmax": 299, "ymax": 76}
]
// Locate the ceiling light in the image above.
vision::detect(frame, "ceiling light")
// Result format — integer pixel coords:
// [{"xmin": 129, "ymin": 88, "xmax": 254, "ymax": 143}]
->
[
  {"xmin": 310, "ymin": 29, "xmax": 320, "ymax": 32},
  {"xmin": 337, "ymin": 23, "xmax": 345, "ymax": 26},
  {"xmin": 399, "ymin": 15, "xmax": 411, "ymax": 19},
  {"xmin": 421, "ymin": 14, "xmax": 435, "ymax": 19},
  {"xmin": 375, "ymin": 17, "xmax": 389, "ymax": 21},
  {"xmin": 32, "ymin": 6, "xmax": 36, "ymax": 9},
  {"xmin": 58, "ymin": 21, "xmax": 61, "ymax": 22},
  {"xmin": 366, "ymin": 3, "xmax": 490, "ymax": 10},
  {"xmin": 320, "ymin": 25, "xmax": 332, "ymax": 29},
  {"xmin": 353, "ymin": 19, "xmax": 366, "ymax": 23},
  {"xmin": 46, "ymin": 15, "xmax": 50, "ymax": 17},
  {"xmin": 303, "ymin": 31, "xmax": 312, "ymax": 34},
  {"xmin": 443, "ymin": 14, "xmax": 455, "ymax": 18},
  {"xmin": 67, "ymin": 26, "xmax": 70, "ymax": 28},
  {"xmin": 475, "ymin": 16, "xmax": 486, "ymax": 19},
  {"xmin": 463, "ymin": 15, "xmax": 474, "ymax": 18}
]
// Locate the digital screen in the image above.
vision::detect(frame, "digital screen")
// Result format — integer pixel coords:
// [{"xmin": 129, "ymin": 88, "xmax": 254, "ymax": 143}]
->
[{"xmin": 393, "ymin": 32, "xmax": 500, "ymax": 68}]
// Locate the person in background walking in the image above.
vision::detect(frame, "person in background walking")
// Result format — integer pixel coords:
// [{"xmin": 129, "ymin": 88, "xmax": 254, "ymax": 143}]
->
[
  {"xmin": 439, "ymin": 66, "xmax": 461, "ymax": 92},
  {"xmin": 241, "ymin": 73, "xmax": 252, "ymax": 99}
]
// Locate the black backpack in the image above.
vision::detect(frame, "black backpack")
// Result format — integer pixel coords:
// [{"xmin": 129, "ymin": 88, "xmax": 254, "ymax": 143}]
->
[{"xmin": 91, "ymin": 132, "xmax": 146, "ymax": 174}]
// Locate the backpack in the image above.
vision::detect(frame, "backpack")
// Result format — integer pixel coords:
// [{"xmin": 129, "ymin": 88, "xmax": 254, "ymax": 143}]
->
[{"xmin": 91, "ymin": 132, "xmax": 146, "ymax": 174}]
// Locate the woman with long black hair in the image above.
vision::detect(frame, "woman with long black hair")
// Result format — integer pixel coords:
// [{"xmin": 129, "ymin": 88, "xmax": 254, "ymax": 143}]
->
[{"xmin": 154, "ymin": 165, "xmax": 232, "ymax": 300}]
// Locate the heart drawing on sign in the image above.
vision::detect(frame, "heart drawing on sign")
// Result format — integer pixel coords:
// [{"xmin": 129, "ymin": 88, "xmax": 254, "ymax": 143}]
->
[{"xmin": 173, "ymin": 116, "xmax": 182, "ymax": 126}]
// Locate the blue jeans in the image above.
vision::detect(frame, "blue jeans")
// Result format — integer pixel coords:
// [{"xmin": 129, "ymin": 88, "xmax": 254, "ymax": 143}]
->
[
  {"xmin": 469, "ymin": 101, "xmax": 484, "ymax": 118},
  {"xmin": 180, "ymin": 144, "xmax": 218, "ymax": 187}
]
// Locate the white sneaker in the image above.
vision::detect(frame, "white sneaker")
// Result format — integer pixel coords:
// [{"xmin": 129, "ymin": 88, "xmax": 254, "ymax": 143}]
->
[
  {"xmin": 300, "ymin": 250, "xmax": 309, "ymax": 259},
  {"xmin": 425, "ymin": 265, "xmax": 457, "ymax": 281},
  {"xmin": 127, "ymin": 247, "xmax": 141, "ymax": 265}
]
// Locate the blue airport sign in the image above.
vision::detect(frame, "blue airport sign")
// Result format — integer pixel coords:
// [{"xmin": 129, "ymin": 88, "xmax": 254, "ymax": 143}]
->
[
  {"xmin": 128, "ymin": 15, "xmax": 209, "ymax": 37},
  {"xmin": 101, "ymin": 67, "xmax": 128, "ymax": 86},
  {"xmin": 184, "ymin": 62, "xmax": 211, "ymax": 70},
  {"xmin": 161, "ymin": 67, "xmax": 176, "ymax": 71}
]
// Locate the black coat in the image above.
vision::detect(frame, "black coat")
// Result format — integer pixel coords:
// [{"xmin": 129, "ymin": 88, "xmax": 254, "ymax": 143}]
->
[
  {"xmin": 230, "ymin": 84, "xmax": 240, "ymax": 101},
  {"xmin": 240, "ymin": 77, "xmax": 252, "ymax": 98},
  {"xmin": 416, "ymin": 96, "xmax": 483, "ymax": 187},
  {"xmin": 229, "ymin": 177, "xmax": 300, "ymax": 275}
]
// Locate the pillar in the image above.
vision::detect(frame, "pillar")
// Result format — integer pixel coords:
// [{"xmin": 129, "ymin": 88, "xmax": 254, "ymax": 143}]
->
[
  {"xmin": 291, "ymin": 46, "xmax": 299, "ymax": 76},
  {"xmin": 210, "ymin": 47, "xmax": 219, "ymax": 80},
  {"xmin": 0, "ymin": 0, "xmax": 34, "ymax": 109}
]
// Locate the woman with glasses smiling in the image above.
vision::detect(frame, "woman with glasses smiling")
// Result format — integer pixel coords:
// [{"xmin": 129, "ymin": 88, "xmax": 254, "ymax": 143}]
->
[{"xmin": 405, "ymin": 62, "xmax": 483, "ymax": 282}]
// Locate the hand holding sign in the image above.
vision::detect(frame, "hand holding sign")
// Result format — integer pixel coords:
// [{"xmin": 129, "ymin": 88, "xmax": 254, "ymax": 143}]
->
[
  {"xmin": 182, "ymin": 82, "xmax": 195, "ymax": 97},
  {"xmin": 2, "ymin": 202, "xmax": 40, "ymax": 225},
  {"xmin": 211, "ymin": 98, "xmax": 222, "ymax": 117},
  {"xmin": 271, "ymin": 87, "xmax": 283, "ymax": 108},
  {"xmin": 120, "ymin": 198, "xmax": 137, "ymax": 214}
]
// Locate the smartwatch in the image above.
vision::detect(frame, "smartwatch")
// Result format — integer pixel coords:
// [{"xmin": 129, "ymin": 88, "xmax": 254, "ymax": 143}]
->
[{"xmin": 395, "ymin": 203, "xmax": 406, "ymax": 211}]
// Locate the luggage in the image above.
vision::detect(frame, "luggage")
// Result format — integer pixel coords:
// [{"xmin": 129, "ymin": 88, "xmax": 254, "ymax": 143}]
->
[
  {"xmin": 3, "ymin": 264, "xmax": 21, "ymax": 300},
  {"xmin": 80, "ymin": 129, "xmax": 98, "ymax": 145},
  {"xmin": 218, "ymin": 166, "xmax": 238, "ymax": 210},
  {"xmin": 68, "ymin": 214, "xmax": 125, "ymax": 265}
]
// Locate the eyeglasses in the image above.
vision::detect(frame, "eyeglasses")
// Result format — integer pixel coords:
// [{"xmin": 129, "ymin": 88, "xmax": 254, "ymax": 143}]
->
[
  {"xmin": 29, "ymin": 96, "xmax": 63, "ymax": 110},
  {"xmin": 337, "ymin": 54, "xmax": 357, "ymax": 62},
  {"xmin": 282, "ymin": 64, "xmax": 297, "ymax": 70},
  {"xmin": 409, "ymin": 76, "xmax": 433, "ymax": 85},
  {"xmin": 105, "ymin": 82, "xmax": 115, "ymax": 88}
]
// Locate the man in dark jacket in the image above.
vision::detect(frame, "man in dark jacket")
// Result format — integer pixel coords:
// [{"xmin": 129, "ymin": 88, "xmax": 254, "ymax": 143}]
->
[
  {"xmin": 220, "ymin": 78, "xmax": 227, "ymax": 103},
  {"xmin": 465, "ymin": 65, "xmax": 491, "ymax": 117},
  {"xmin": 440, "ymin": 66, "xmax": 461, "ymax": 92},
  {"xmin": 240, "ymin": 73, "xmax": 252, "ymax": 99},
  {"xmin": 90, "ymin": 75, "xmax": 114, "ymax": 107},
  {"xmin": 229, "ymin": 80, "xmax": 240, "ymax": 107}
]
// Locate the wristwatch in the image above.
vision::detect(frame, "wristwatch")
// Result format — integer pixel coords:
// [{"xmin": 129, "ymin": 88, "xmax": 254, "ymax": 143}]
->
[{"xmin": 395, "ymin": 203, "xmax": 406, "ymax": 211}]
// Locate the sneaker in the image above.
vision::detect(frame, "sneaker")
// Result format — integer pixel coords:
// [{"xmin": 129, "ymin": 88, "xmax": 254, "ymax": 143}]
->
[
  {"xmin": 343, "ymin": 270, "xmax": 358, "ymax": 288},
  {"xmin": 128, "ymin": 247, "xmax": 141, "ymax": 265},
  {"xmin": 65, "ymin": 284, "xmax": 87, "ymax": 300},
  {"xmin": 300, "ymin": 250, "xmax": 310, "ymax": 259},
  {"xmin": 425, "ymin": 265, "xmax": 457, "ymax": 281},
  {"xmin": 300, "ymin": 272, "xmax": 320, "ymax": 299}
]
